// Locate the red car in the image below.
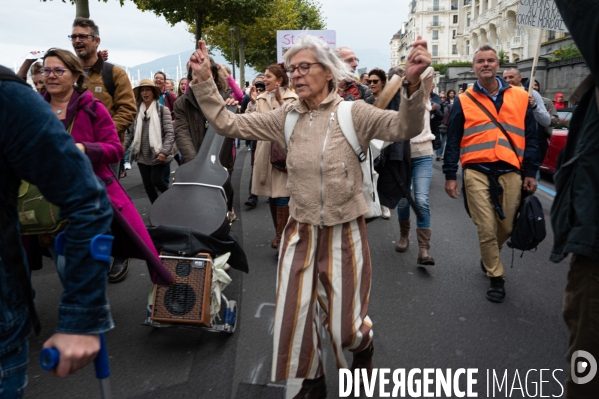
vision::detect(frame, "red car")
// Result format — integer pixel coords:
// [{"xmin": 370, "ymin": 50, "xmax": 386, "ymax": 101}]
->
[{"xmin": 540, "ymin": 108, "xmax": 574, "ymax": 174}]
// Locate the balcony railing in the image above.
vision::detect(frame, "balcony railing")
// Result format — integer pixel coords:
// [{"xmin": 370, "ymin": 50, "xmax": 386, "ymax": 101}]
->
[
  {"xmin": 428, "ymin": 22, "xmax": 445, "ymax": 27},
  {"xmin": 428, "ymin": 6, "xmax": 445, "ymax": 11}
]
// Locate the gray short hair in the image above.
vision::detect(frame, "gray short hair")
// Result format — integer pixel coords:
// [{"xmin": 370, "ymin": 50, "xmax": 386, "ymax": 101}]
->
[
  {"xmin": 472, "ymin": 44, "xmax": 498, "ymax": 63},
  {"xmin": 284, "ymin": 35, "xmax": 354, "ymax": 92},
  {"xmin": 503, "ymin": 66, "xmax": 521, "ymax": 76}
]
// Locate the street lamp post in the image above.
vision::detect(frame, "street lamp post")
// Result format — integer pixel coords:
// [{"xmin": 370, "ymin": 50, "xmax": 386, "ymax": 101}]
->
[{"xmin": 229, "ymin": 27, "xmax": 236, "ymax": 81}]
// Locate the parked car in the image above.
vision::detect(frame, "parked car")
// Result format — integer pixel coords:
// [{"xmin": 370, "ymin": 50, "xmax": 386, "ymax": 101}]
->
[{"xmin": 540, "ymin": 108, "xmax": 575, "ymax": 174}]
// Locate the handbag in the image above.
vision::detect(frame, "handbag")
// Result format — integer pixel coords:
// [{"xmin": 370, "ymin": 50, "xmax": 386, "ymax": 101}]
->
[
  {"xmin": 270, "ymin": 142, "xmax": 287, "ymax": 171},
  {"xmin": 17, "ymin": 181, "xmax": 67, "ymax": 235},
  {"xmin": 17, "ymin": 117, "xmax": 75, "ymax": 235}
]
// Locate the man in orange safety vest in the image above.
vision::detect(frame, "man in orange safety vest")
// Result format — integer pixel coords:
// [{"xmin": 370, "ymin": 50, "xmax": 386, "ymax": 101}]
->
[{"xmin": 442, "ymin": 44, "xmax": 539, "ymax": 303}]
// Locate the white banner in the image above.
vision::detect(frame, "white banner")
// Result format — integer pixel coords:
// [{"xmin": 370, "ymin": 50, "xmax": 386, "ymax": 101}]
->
[
  {"xmin": 517, "ymin": 0, "xmax": 567, "ymax": 32},
  {"xmin": 276, "ymin": 30, "xmax": 336, "ymax": 63}
]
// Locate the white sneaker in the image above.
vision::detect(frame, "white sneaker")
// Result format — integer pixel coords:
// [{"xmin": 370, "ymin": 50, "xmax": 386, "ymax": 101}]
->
[
  {"xmin": 381, "ymin": 206, "xmax": 391, "ymax": 219},
  {"xmin": 124, "ymin": 162, "xmax": 132, "ymax": 170}
]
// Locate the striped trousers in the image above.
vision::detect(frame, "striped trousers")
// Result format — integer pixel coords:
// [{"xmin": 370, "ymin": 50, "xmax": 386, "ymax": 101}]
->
[{"xmin": 272, "ymin": 216, "xmax": 373, "ymax": 382}]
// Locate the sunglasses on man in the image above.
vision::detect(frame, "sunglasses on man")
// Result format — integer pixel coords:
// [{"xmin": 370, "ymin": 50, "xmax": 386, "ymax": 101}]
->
[{"xmin": 366, "ymin": 79, "xmax": 380, "ymax": 84}]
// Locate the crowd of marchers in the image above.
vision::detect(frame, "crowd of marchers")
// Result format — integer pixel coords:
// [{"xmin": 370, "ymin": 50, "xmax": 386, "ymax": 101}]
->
[{"xmin": 1, "ymin": 1, "xmax": 598, "ymax": 396}]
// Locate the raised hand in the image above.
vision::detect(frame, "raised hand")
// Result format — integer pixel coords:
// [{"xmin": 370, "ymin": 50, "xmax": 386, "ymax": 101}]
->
[
  {"xmin": 189, "ymin": 40, "xmax": 212, "ymax": 83},
  {"xmin": 98, "ymin": 49, "xmax": 109, "ymax": 61},
  {"xmin": 405, "ymin": 35, "xmax": 432, "ymax": 84},
  {"xmin": 249, "ymin": 86, "xmax": 258, "ymax": 104}
]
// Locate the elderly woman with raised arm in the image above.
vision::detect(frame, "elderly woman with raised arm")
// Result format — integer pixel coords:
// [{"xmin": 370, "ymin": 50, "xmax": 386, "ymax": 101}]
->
[{"xmin": 188, "ymin": 35, "xmax": 431, "ymax": 398}]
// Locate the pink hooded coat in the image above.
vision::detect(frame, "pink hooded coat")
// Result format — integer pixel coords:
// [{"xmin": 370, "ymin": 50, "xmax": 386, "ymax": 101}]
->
[{"xmin": 44, "ymin": 90, "xmax": 173, "ymax": 284}]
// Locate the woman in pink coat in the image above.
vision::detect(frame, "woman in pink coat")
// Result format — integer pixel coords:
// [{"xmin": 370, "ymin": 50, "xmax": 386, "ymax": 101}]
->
[{"xmin": 41, "ymin": 48, "xmax": 172, "ymax": 285}]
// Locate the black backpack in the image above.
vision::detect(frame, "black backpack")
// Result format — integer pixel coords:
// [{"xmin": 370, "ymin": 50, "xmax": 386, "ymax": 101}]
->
[{"xmin": 507, "ymin": 194, "xmax": 547, "ymax": 251}]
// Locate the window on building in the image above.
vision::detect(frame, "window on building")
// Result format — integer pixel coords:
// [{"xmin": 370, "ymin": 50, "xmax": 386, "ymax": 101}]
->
[
  {"xmin": 433, "ymin": 30, "xmax": 439, "ymax": 40},
  {"xmin": 452, "ymin": 44, "xmax": 458, "ymax": 55},
  {"xmin": 467, "ymin": 13, "xmax": 471, "ymax": 27},
  {"xmin": 433, "ymin": 0, "xmax": 440, "ymax": 11},
  {"xmin": 453, "ymin": 29, "xmax": 457, "ymax": 39},
  {"xmin": 466, "ymin": 40, "xmax": 470, "ymax": 55},
  {"xmin": 432, "ymin": 61, "xmax": 438, "ymax": 65},
  {"xmin": 453, "ymin": 15, "xmax": 458, "ymax": 24},
  {"xmin": 433, "ymin": 15, "xmax": 439, "ymax": 26},
  {"xmin": 432, "ymin": 45, "xmax": 439, "ymax": 56},
  {"xmin": 452, "ymin": 1, "xmax": 458, "ymax": 10},
  {"xmin": 548, "ymin": 30, "xmax": 556, "ymax": 40}
]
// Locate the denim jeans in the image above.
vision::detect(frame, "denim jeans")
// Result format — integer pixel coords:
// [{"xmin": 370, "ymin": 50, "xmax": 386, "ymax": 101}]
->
[
  {"xmin": 435, "ymin": 134, "xmax": 447, "ymax": 158},
  {"xmin": 0, "ymin": 341, "xmax": 28, "ymax": 399},
  {"xmin": 269, "ymin": 197, "xmax": 290, "ymax": 207},
  {"xmin": 397, "ymin": 155, "xmax": 433, "ymax": 228}
]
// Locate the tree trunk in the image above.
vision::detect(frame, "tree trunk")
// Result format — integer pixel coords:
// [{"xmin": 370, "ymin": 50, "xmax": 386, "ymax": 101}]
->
[
  {"xmin": 75, "ymin": 0, "xmax": 90, "ymax": 18},
  {"xmin": 238, "ymin": 33, "xmax": 246, "ymax": 89},
  {"xmin": 195, "ymin": 9, "xmax": 203, "ymax": 48}
]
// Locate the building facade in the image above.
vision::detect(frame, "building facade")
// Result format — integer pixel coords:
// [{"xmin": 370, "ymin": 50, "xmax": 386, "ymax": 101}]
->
[
  {"xmin": 392, "ymin": 0, "xmax": 570, "ymax": 65},
  {"xmin": 391, "ymin": 0, "xmax": 462, "ymax": 66}
]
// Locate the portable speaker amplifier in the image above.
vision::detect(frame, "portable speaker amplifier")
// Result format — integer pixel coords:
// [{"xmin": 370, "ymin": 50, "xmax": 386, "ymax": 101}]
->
[{"xmin": 151, "ymin": 252, "xmax": 213, "ymax": 326}]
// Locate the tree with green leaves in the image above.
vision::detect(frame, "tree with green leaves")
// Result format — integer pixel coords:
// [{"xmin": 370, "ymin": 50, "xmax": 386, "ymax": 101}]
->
[
  {"xmin": 41, "ymin": 0, "xmax": 125, "ymax": 18},
  {"xmin": 131, "ymin": 0, "xmax": 273, "ymax": 49},
  {"xmin": 204, "ymin": 0, "xmax": 325, "ymax": 84}
]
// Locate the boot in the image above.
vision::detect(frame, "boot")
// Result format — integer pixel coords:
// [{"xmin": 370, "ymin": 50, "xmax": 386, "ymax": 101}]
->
[
  {"xmin": 395, "ymin": 220, "xmax": 410, "ymax": 252},
  {"xmin": 276, "ymin": 206, "xmax": 290, "ymax": 254},
  {"xmin": 109, "ymin": 257, "xmax": 129, "ymax": 283},
  {"xmin": 416, "ymin": 228, "xmax": 435, "ymax": 265},
  {"xmin": 293, "ymin": 375, "xmax": 327, "ymax": 399},
  {"xmin": 269, "ymin": 202, "xmax": 278, "ymax": 248}
]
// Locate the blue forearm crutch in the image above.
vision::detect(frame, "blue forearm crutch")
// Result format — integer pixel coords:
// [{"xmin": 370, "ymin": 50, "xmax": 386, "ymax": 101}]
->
[{"xmin": 40, "ymin": 233, "xmax": 114, "ymax": 399}]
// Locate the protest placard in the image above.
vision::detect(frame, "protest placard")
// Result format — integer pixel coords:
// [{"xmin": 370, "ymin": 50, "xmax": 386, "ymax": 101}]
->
[
  {"xmin": 276, "ymin": 30, "xmax": 336, "ymax": 63},
  {"xmin": 517, "ymin": 0, "xmax": 567, "ymax": 32}
]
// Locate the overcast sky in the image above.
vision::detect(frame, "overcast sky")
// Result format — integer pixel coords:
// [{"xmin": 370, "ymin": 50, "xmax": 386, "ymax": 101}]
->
[{"xmin": 0, "ymin": 0, "xmax": 411, "ymax": 70}]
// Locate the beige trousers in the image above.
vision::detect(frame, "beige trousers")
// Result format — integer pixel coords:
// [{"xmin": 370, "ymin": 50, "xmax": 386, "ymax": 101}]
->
[{"xmin": 464, "ymin": 169, "xmax": 521, "ymax": 277}]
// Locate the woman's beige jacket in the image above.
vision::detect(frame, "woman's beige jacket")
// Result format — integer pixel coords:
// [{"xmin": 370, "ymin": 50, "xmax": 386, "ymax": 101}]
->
[
  {"xmin": 190, "ymin": 76, "xmax": 430, "ymax": 227},
  {"xmin": 248, "ymin": 88, "xmax": 298, "ymax": 198}
]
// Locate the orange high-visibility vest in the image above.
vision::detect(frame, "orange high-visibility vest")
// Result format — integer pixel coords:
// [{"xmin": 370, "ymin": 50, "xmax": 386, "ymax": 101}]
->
[{"xmin": 459, "ymin": 86, "xmax": 528, "ymax": 169}]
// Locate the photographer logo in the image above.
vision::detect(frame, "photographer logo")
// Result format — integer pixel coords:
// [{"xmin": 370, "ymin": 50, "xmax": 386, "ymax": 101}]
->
[{"xmin": 571, "ymin": 350, "xmax": 597, "ymax": 385}]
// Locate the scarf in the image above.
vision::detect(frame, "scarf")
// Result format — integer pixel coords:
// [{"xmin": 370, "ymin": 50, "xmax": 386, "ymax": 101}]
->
[{"xmin": 132, "ymin": 100, "xmax": 162, "ymax": 156}]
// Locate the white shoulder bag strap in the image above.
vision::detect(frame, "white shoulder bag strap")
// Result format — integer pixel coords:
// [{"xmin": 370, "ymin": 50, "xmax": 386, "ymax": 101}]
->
[
  {"xmin": 284, "ymin": 109, "xmax": 300, "ymax": 149},
  {"xmin": 337, "ymin": 102, "xmax": 371, "ymax": 189}
]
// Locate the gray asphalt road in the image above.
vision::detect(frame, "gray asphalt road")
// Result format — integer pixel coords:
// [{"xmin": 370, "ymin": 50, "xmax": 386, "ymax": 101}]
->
[{"xmin": 25, "ymin": 146, "xmax": 569, "ymax": 398}]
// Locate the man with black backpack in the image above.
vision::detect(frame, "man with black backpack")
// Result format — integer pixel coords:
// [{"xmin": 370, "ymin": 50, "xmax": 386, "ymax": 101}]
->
[
  {"xmin": 443, "ymin": 44, "xmax": 539, "ymax": 303},
  {"xmin": 71, "ymin": 18, "xmax": 136, "ymax": 153},
  {"xmin": 71, "ymin": 17, "xmax": 137, "ymax": 283}
]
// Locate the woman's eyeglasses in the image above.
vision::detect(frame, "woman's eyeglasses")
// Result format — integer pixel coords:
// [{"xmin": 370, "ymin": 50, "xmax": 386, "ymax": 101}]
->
[
  {"xmin": 286, "ymin": 62, "xmax": 322, "ymax": 76},
  {"xmin": 366, "ymin": 79, "xmax": 380, "ymax": 84},
  {"xmin": 40, "ymin": 67, "xmax": 67, "ymax": 77}
]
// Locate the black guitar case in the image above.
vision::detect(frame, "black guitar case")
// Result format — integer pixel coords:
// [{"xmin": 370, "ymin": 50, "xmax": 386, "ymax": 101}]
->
[{"xmin": 149, "ymin": 105, "xmax": 236, "ymax": 240}]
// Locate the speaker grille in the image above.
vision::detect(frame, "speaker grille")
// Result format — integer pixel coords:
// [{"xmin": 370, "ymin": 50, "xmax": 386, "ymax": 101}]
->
[{"xmin": 151, "ymin": 253, "xmax": 212, "ymax": 326}]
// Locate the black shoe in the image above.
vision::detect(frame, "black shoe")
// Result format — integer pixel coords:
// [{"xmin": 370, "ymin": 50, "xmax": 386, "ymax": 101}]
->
[
  {"xmin": 293, "ymin": 375, "xmax": 327, "ymax": 399},
  {"xmin": 244, "ymin": 196, "xmax": 258, "ymax": 208},
  {"xmin": 109, "ymin": 257, "xmax": 129, "ymax": 283},
  {"xmin": 486, "ymin": 276, "xmax": 505, "ymax": 303}
]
